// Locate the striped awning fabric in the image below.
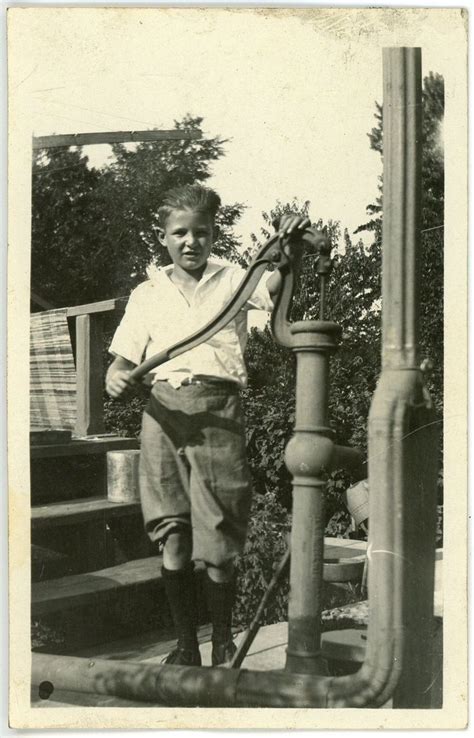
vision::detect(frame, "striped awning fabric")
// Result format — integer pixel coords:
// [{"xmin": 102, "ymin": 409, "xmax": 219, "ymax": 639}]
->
[{"xmin": 30, "ymin": 309, "xmax": 77, "ymax": 431}]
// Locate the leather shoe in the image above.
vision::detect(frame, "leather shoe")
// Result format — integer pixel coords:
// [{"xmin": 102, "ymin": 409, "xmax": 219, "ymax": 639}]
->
[
  {"xmin": 162, "ymin": 646, "xmax": 201, "ymax": 666},
  {"xmin": 212, "ymin": 639, "xmax": 237, "ymax": 666}
]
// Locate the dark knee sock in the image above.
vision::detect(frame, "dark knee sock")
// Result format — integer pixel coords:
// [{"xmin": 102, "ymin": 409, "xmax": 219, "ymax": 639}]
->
[
  {"xmin": 205, "ymin": 573, "xmax": 236, "ymax": 644},
  {"xmin": 162, "ymin": 563, "xmax": 198, "ymax": 650}
]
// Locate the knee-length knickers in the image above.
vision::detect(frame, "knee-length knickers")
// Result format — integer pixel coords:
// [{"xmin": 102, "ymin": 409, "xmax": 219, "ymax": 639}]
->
[{"xmin": 139, "ymin": 380, "xmax": 253, "ymax": 567}]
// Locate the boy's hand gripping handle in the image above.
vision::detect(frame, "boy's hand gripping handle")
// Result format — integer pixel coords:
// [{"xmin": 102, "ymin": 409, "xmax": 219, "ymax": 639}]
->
[
  {"xmin": 270, "ymin": 228, "xmax": 329, "ymax": 347},
  {"xmin": 129, "ymin": 227, "xmax": 326, "ymax": 382}
]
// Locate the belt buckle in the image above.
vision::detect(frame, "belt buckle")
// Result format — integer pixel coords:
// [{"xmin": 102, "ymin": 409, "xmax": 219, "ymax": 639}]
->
[{"xmin": 181, "ymin": 377, "xmax": 201, "ymax": 387}]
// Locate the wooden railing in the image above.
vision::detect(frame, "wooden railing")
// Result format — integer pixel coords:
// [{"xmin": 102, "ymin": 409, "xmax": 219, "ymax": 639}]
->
[{"xmin": 65, "ymin": 297, "xmax": 127, "ymax": 437}]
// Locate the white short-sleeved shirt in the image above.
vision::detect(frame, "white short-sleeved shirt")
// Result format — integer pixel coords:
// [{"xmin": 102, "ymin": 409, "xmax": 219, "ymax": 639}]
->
[{"xmin": 109, "ymin": 260, "xmax": 273, "ymax": 388}]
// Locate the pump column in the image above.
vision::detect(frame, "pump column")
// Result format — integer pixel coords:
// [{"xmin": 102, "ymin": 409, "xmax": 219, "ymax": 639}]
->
[{"xmin": 284, "ymin": 320, "xmax": 341, "ymax": 675}]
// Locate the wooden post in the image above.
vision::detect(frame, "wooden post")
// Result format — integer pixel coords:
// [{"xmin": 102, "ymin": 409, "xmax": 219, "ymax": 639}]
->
[{"xmin": 74, "ymin": 314, "xmax": 104, "ymax": 437}]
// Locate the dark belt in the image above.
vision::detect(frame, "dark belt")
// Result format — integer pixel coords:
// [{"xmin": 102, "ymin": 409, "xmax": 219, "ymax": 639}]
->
[{"xmin": 156, "ymin": 376, "xmax": 239, "ymax": 391}]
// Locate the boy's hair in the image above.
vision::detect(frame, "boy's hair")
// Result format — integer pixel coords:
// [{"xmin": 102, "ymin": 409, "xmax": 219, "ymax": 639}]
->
[{"xmin": 158, "ymin": 184, "xmax": 221, "ymax": 227}]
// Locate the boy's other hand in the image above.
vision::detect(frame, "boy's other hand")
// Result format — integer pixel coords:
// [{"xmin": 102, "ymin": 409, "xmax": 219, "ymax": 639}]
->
[
  {"xmin": 277, "ymin": 214, "xmax": 311, "ymax": 239},
  {"xmin": 273, "ymin": 214, "xmax": 311, "ymax": 260},
  {"xmin": 106, "ymin": 370, "xmax": 136, "ymax": 399}
]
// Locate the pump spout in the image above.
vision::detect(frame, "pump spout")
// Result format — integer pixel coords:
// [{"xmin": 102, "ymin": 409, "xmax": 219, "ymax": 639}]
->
[{"xmin": 329, "ymin": 444, "xmax": 367, "ymax": 481}]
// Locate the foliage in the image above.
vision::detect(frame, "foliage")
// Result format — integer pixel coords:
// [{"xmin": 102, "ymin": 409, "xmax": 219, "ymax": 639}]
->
[
  {"xmin": 325, "ymin": 470, "xmax": 353, "ymax": 535},
  {"xmin": 103, "ymin": 393, "xmax": 146, "ymax": 438},
  {"xmin": 233, "ymin": 490, "xmax": 291, "ymax": 628},
  {"xmin": 242, "ymin": 329, "xmax": 295, "ymax": 509},
  {"xmin": 243, "ymin": 203, "xmax": 379, "ymax": 524},
  {"xmin": 31, "ymin": 116, "xmax": 244, "ymax": 308},
  {"xmin": 325, "ymin": 509, "xmax": 352, "ymax": 539},
  {"xmin": 31, "ymin": 147, "xmax": 108, "ymax": 308},
  {"xmin": 101, "ymin": 326, "xmax": 148, "ymax": 437}
]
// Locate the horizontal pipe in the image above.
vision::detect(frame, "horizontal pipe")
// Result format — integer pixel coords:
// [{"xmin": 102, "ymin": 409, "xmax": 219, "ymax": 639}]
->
[
  {"xmin": 329, "ymin": 444, "xmax": 367, "ymax": 481},
  {"xmin": 31, "ymin": 647, "xmax": 396, "ymax": 709},
  {"xmin": 32, "ymin": 655, "xmax": 332, "ymax": 708}
]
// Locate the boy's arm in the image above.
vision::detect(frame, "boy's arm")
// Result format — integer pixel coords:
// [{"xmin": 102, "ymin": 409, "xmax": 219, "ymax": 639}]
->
[
  {"xmin": 107, "ymin": 283, "xmax": 151, "ymax": 398},
  {"xmin": 266, "ymin": 270, "xmax": 283, "ymax": 302},
  {"xmin": 106, "ymin": 355, "xmax": 137, "ymax": 399}
]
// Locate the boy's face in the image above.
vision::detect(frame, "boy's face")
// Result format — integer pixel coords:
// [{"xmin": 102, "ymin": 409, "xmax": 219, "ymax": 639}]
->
[{"xmin": 158, "ymin": 209, "xmax": 216, "ymax": 276}]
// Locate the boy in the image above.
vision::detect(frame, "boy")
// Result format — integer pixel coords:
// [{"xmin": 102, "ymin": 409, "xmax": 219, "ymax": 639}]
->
[{"xmin": 106, "ymin": 184, "xmax": 309, "ymax": 666}]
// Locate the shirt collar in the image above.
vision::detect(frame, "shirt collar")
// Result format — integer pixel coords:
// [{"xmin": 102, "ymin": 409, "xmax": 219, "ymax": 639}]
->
[{"xmin": 152, "ymin": 259, "xmax": 226, "ymax": 289}]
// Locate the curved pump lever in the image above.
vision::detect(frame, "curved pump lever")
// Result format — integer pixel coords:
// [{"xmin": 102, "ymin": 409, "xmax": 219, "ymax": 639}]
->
[
  {"xmin": 271, "ymin": 228, "xmax": 329, "ymax": 347},
  {"xmin": 129, "ymin": 227, "xmax": 326, "ymax": 382}
]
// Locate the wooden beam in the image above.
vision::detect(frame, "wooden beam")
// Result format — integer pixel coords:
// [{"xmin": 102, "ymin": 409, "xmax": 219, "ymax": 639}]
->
[
  {"xmin": 31, "ymin": 496, "xmax": 141, "ymax": 530},
  {"xmin": 66, "ymin": 296, "xmax": 127, "ymax": 317},
  {"xmin": 31, "ymin": 556, "xmax": 209, "ymax": 616},
  {"xmin": 32, "ymin": 129, "xmax": 202, "ymax": 149},
  {"xmin": 31, "ymin": 291, "xmax": 55, "ymax": 310},
  {"xmin": 32, "ymin": 556, "xmax": 164, "ymax": 615},
  {"xmin": 30, "ymin": 436, "xmax": 139, "ymax": 459}
]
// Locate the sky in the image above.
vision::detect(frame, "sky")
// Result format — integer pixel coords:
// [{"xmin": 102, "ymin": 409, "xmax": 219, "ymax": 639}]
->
[{"xmin": 20, "ymin": 7, "xmax": 453, "ymax": 249}]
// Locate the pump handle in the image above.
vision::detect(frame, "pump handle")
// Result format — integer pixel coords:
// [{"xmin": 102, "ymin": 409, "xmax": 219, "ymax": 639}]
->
[{"xmin": 129, "ymin": 227, "xmax": 326, "ymax": 382}]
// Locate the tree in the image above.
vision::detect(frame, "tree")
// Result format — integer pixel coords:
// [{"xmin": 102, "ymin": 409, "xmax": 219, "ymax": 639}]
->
[
  {"xmin": 31, "ymin": 147, "xmax": 109, "ymax": 307},
  {"xmin": 31, "ymin": 116, "xmax": 245, "ymax": 307}
]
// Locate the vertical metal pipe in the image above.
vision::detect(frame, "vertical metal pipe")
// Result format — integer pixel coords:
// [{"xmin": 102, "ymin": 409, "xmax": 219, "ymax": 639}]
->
[
  {"xmin": 294, "ymin": 350, "xmax": 329, "ymax": 428},
  {"xmin": 382, "ymin": 47, "xmax": 422, "ymax": 370},
  {"xmin": 286, "ymin": 486, "xmax": 327, "ymax": 674},
  {"xmin": 366, "ymin": 47, "xmax": 438, "ymax": 708},
  {"xmin": 284, "ymin": 321, "xmax": 340, "ymax": 674}
]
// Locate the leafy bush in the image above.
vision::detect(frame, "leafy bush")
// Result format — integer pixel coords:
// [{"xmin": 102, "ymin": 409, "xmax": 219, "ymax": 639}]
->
[
  {"xmin": 103, "ymin": 393, "xmax": 146, "ymax": 438},
  {"xmin": 102, "ymin": 324, "xmax": 148, "ymax": 438},
  {"xmin": 242, "ymin": 329, "xmax": 295, "ymax": 508},
  {"xmin": 234, "ymin": 490, "xmax": 291, "ymax": 629}
]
